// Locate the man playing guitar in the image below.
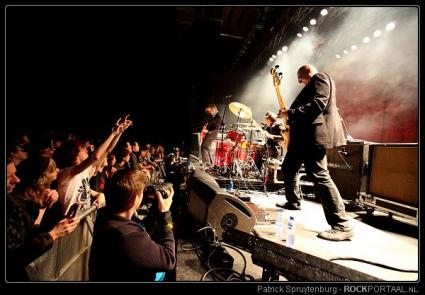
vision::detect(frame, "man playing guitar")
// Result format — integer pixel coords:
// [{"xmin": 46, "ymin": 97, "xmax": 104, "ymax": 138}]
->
[{"xmin": 201, "ymin": 104, "xmax": 222, "ymax": 169}]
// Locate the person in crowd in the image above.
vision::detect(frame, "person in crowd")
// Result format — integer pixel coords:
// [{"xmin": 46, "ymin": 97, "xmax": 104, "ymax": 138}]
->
[
  {"xmin": 54, "ymin": 116, "xmax": 132, "ymax": 216},
  {"xmin": 114, "ymin": 147, "xmax": 131, "ymax": 171},
  {"xmin": 104, "ymin": 153, "xmax": 117, "ymax": 179},
  {"xmin": 90, "ymin": 157, "xmax": 108, "ymax": 193},
  {"xmin": 6, "ymin": 155, "xmax": 79, "ymax": 281},
  {"xmin": 10, "ymin": 144, "xmax": 29, "ymax": 167},
  {"xmin": 200, "ymin": 104, "xmax": 221, "ymax": 169},
  {"xmin": 89, "ymin": 168, "xmax": 176, "ymax": 281},
  {"xmin": 277, "ymin": 64, "xmax": 352, "ymax": 241}
]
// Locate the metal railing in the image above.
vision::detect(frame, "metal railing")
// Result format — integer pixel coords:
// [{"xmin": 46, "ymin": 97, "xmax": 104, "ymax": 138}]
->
[{"xmin": 25, "ymin": 206, "xmax": 98, "ymax": 281}]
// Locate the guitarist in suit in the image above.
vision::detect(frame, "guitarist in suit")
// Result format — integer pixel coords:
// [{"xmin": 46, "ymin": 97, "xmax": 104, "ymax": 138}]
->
[
  {"xmin": 201, "ymin": 104, "xmax": 221, "ymax": 169},
  {"xmin": 254, "ymin": 111, "xmax": 284, "ymax": 172},
  {"xmin": 277, "ymin": 64, "xmax": 352, "ymax": 242}
]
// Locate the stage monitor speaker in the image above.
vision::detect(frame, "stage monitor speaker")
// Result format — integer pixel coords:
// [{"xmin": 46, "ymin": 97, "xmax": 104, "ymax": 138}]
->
[
  {"xmin": 326, "ymin": 141, "xmax": 369, "ymax": 201},
  {"xmin": 368, "ymin": 144, "xmax": 418, "ymax": 207},
  {"xmin": 187, "ymin": 169, "xmax": 257, "ymax": 239}
]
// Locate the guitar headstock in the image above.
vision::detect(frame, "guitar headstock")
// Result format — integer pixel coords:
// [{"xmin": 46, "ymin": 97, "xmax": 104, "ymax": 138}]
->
[{"xmin": 270, "ymin": 65, "xmax": 283, "ymax": 87}]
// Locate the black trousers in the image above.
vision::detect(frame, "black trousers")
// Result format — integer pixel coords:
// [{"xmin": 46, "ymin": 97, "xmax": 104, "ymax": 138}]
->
[
  {"xmin": 201, "ymin": 132, "xmax": 217, "ymax": 165},
  {"xmin": 281, "ymin": 145, "xmax": 351, "ymax": 231}
]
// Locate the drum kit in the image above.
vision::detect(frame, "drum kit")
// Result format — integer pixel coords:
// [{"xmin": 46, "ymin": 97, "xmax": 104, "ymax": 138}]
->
[{"xmin": 213, "ymin": 101, "xmax": 265, "ymax": 179}]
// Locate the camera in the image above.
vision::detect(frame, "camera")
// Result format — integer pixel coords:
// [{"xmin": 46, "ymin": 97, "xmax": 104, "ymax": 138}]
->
[
  {"xmin": 144, "ymin": 182, "xmax": 173, "ymax": 199},
  {"xmin": 134, "ymin": 182, "xmax": 174, "ymax": 235},
  {"xmin": 137, "ymin": 182, "xmax": 174, "ymax": 218}
]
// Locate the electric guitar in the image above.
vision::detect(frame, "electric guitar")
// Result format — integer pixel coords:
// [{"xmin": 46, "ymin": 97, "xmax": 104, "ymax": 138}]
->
[
  {"xmin": 270, "ymin": 65, "xmax": 290, "ymax": 150},
  {"xmin": 200, "ymin": 123, "xmax": 208, "ymax": 142}
]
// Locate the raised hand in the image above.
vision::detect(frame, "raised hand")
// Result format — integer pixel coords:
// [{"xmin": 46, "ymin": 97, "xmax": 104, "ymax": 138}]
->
[
  {"xmin": 122, "ymin": 114, "xmax": 133, "ymax": 130},
  {"xmin": 112, "ymin": 115, "xmax": 133, "ymax": 134}
]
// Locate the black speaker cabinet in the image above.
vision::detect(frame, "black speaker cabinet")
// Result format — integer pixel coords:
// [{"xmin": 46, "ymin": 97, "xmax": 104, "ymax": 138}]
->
[
  {"xmin": 326, "ymin": 141, "xmax": 370, "ymax": 201},
  {"xmin": 187, "ymin": 169, "xmax": 257, "ymax": 239}
]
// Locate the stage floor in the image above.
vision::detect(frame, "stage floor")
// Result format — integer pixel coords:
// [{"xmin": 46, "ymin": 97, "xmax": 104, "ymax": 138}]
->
[{"xmin": 176, "ymin": 189, "xmax": 418, "ymax": 282}]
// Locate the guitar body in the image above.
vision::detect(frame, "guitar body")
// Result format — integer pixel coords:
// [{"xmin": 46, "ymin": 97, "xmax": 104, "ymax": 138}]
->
[
  {"xmin": 200, "ymin": 123, "xmax": 208, "ymax": 142},
  {"xmin": 270, "ymin": 66, "xmax": 290, "ymax": 151}
]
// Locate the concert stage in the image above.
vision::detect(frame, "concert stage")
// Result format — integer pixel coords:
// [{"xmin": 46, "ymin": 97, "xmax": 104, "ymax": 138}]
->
[{"xmin": 176, "ymin": 166, "xmax": 418, "ymax": 282}]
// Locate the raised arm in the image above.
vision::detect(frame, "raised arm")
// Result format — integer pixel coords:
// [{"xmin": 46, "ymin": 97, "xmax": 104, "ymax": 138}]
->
[{"xmin": 70, "ymin": 116, "xmax": 133, "ymax": 178}]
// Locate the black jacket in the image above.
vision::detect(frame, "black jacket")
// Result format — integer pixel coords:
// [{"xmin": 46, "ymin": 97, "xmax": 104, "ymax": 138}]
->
[
  {"xmin": 287, "ymin": 72, "xmax": 346, "ymax": 150},
  {"xmin": 89, "ymin": 208, "xmax": 176, "ymax": 281}
]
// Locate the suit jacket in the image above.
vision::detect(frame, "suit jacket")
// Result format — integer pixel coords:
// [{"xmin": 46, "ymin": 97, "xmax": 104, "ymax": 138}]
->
[{"xmin": 287, "ymin": 72, "xmax": 346, "ymax": 150}]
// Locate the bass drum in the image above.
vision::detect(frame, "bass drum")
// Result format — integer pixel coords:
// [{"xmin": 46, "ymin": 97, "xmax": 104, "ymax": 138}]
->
[{"xmin": 214, "ymin": 141, "xmax": 233, "ymax": 167}]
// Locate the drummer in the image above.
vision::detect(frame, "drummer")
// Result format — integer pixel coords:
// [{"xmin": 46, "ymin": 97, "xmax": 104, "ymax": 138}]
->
[{"xmin": 255, "ymin": 111, "xmax": 284, "ymax": 172}]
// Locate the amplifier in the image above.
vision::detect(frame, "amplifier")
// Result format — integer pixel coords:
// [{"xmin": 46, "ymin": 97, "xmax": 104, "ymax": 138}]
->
[
  {"xmin": 326, "ymin": 141, "xmax": 370, "ymax": 201},
  {"xmin": 359, "ymin": 144, "xmax": 418, "ymax": 220}
]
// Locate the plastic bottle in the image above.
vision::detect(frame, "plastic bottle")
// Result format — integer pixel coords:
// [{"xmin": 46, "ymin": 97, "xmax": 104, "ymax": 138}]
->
[
  {"xmin": 286, "ymin": 216, "xmax": 296, "ymax": 247},
  {"xmin": 276, "ymin": 208, "xmax": 285, "ymax": 240},
  {"xmin": 226, "ymin": 178, "xmax": 234, "ymax": 192}
]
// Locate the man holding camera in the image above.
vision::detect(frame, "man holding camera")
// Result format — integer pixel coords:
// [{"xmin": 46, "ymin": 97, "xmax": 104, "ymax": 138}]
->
[{"xmin": 89, "ymin": 169, "xmax": 176, "ymax": 281}]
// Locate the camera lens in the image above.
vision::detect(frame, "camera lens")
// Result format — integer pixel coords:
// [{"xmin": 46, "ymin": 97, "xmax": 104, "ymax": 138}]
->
[{"xmin": 158, "ymin": 188, "xmax": 169, "ymax": 199}]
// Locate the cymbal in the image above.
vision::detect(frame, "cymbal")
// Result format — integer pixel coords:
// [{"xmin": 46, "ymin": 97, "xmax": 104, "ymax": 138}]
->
[
  {"xmin": 242, "ymin": 126, "xmax": 262, "ymax": 131},
  {"xmin": 228, "ymin": 102, "xmax": 252, "ymax": 119}
]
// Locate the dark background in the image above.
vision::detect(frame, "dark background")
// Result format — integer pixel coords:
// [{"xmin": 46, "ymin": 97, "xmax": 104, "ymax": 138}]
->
[{"xmin": 6, "ymin": 6, "xmax": 192, "ymax": 147}]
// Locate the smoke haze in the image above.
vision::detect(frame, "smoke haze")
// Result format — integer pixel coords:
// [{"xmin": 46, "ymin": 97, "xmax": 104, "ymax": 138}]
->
[{"xmin": 236, "ymin": 7, "xmax": 418, "ymax": 143}]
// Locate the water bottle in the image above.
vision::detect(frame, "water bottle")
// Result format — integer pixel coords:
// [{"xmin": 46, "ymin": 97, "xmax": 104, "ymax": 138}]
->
[
  {"xmin": 276, "ymin": 208, "xmax": 285, "ymax": 240},
  {"xmin": 286, "ymin": 216, "xmax": 296, "ymax": 247},
  {"xmin": 226, "ymin": 178, "xmax": 234, "ymax": 192}
]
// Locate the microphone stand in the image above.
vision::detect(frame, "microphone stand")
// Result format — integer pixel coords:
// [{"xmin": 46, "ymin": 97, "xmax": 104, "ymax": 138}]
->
[{"xmin": 219, "ymin": 97, "xmax": 229, "ymax": 174}]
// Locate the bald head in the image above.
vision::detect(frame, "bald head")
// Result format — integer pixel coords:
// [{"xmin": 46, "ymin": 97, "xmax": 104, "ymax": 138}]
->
[{"xmin": 297, "ymin": 64, "xmax": 318, "ymax": 85}]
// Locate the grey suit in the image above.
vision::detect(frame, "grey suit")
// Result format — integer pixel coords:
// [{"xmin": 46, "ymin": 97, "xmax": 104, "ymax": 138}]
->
[{"xmin": 282, "ymin": 72, "xmax": 350, "ymax": 231}]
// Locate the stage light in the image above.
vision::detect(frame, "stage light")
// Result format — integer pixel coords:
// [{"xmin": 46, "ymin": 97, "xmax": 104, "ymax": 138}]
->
[
  {"xmin": 272, "ymin": 55, "xmax": 277, "ymax": 59},
  {"xmin": 277, "ymin": 50, "xmax": 283, "ymax": 55},
  {"xmin": 386, "ymin": 22, "xmax": 395, "ymax": 31},
  {"xmin": 310, "ymin": 19, "xmax": 316, "ymax": 25},
  {"xmin": 363, "ymin": 36, "xmax": 370, "ymax": 43},
  {"xmin": 351, "ymin": 45, "xmax": 357, "ymax": 50},
  {"xmin": 320, "ymin": 9, "xmax": 328, "ymax": 16},
  {"xmin": 343, "ymin": 50, "xmax": 348, "ymax": 54},
  {"xmin": 302, "ymin": 26, "xmax": 308, "ymax": 32},
  {"xmin": 336, "ymin": 54, "xmax": 341, "ymax": 59},
  {"xmin": 297, "ymin": 33, "xmax": 303, "ymax": 38},
  {"xmin": 374, "ymin": 30, "xmax": 382, "ymax": 38},
  {"xmin": 282, "ymin": 46, "xmax": 288, "ymax": 52},
  {"xmin": 269, "ymin": 57, "xmax": 274, "ymax": 62}
]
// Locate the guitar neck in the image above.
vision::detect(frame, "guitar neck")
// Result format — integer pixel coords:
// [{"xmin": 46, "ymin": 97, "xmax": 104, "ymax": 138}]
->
[{"xmin": 274, "ymin": 86, "xmax": 287, "ymax": 111}]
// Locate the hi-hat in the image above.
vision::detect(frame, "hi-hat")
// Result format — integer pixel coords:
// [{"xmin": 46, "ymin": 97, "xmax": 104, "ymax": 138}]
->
[{"xmin": 229, "ymin": 102, "xmax": 252, "ymax": 119}]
